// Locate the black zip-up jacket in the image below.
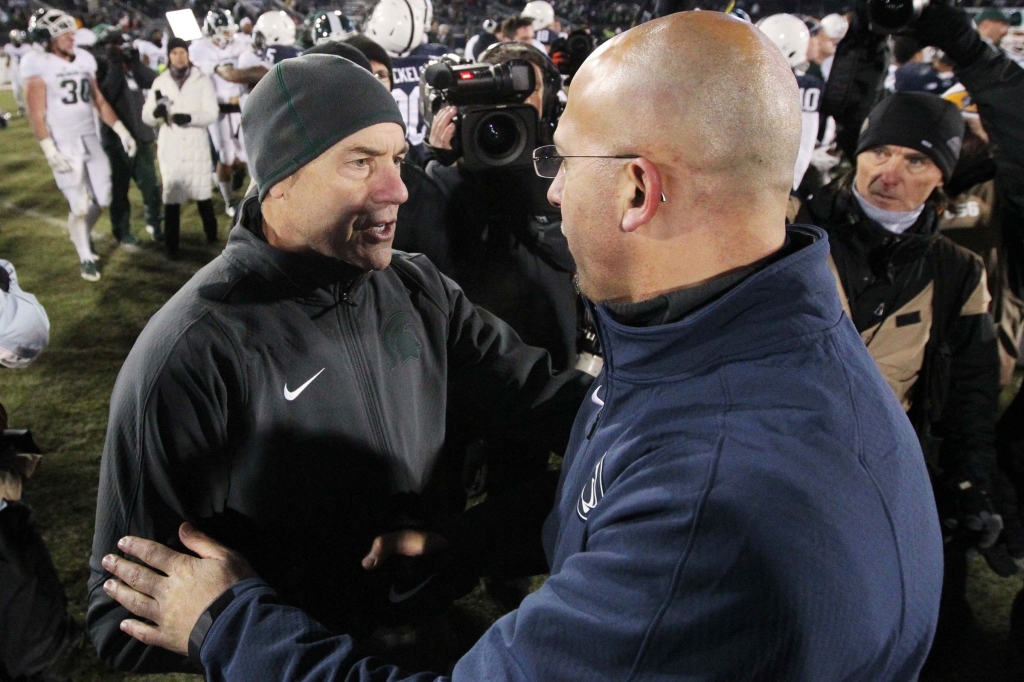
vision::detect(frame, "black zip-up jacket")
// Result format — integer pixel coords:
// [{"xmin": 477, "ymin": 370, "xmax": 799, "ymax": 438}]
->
[
  {"xmin": 798, "ymin": 185, "xmax": 999, "ymax": 491},
  {"xmin": 86, "ymin": 197, "xmax": 591, "ymax": 673},
  {"xmin": 96, "ymin": 47, "xmax": 157, "ymax": 147}
]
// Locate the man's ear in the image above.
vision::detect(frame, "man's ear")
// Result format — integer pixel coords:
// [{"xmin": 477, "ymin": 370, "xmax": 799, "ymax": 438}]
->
[{"xmin": 621, "ymin": 157, "xmax": 663, "ymax": 234}]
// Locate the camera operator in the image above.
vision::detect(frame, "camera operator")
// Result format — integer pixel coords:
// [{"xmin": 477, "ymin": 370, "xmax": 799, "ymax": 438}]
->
[
  {"xmin": 94, "ymin": 27, "xmax": 163, "ymax": 245},
  {"xmin": 424, "ymin": 43, "xmax": 578, "ymax": 372},
  {"xmin": 0, "ymin": 404, "xmax": 84, "ymax": 682}
]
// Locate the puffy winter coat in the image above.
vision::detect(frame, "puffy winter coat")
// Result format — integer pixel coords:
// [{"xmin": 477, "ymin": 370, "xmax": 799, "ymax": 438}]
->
[{"xmin": 142, "ymin": 68, "xmax": 218, "ymax": 204}]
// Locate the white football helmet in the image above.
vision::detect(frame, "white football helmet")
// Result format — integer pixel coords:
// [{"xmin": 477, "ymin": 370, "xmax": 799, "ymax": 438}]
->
[
  {"xmin": 364, "ymin": 0, "xmax": 430, "ymax": 56},
  {"xmin": 820, "ymin": 13, "xmax": 849, "ymax": 42},
  {"xmin": 204, "ymin": 9, "xmax": 238, "ymax": 47},
  {"xmin": 521, "ymin": 1, "xmax": 555, "ymax": 31},
  {"xmin": 254, "ymin": 10, "xmax": 296, "ymax": 47},
  {"xmin": 757, "ymin": 14, "xmax": 810, "ymax": 69},
  {"xmin": 29, "ymin": 9, "xmax": 77, "ymax": 42},
  {"xmin": 1004, "ymin": 26, "xmax": 1024, "ymax": 61}
]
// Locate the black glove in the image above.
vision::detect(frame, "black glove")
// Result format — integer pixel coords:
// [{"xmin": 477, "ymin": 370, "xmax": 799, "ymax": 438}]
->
[
  {"xmin": 170, "ymin": 113, "xmax": 192, "ymax": 126},
  {"xmin": 905, "ymin": 5, "xmax": 989, "ymax": 69},
  {"xmin": 152, "ymin": 103, "xmax": 168, "ymax": 120},
  {"xmin": 0, "ymin": 265, "xmax": 10, "ymax": 293},
  {"xmin": 944, "ymin": 478, "xmax": 1004, "ymax": 549}
]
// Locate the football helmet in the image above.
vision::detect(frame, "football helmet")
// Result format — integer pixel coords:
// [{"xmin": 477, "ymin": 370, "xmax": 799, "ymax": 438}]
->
[
  {"xmin": 204, "ymin": 9, "xmax": 238, "ymax": 47},
  {"xmin": 29, "ymin": 9, "xmax": 77, "ymax": 43},
  {"xmin": 364, "ymin": 0, "xmax": 430, "ymax": 56},
  {"xmin": 1003, "ymin": 26, "xmax": 1024, "ymax": 61},
  {"xmin": 757, "ymin": 14, "xmax": 810, "ymax": 69},
  {"xmin": 305, "ymin": 9, "xmax": 355, "ymax": 45},
  {"xmin": 253, "ymin": 10, "xmax": 297, "ymax": 48},
  {"xmin": 521, "ymin": 1, "xmax": 555, "ymax": 31},
  {"xmin": 820, "ymin": 13, "xmax": 849, "ymax": 42},
  {"xmin": 9, "ymin": 29, "xmax": 27, "ymax": 44}
]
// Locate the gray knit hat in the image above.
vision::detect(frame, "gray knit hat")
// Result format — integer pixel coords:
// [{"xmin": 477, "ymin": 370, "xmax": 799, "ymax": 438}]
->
[{"xmin": 242, "ymin": 54, "xmax": 406, "ymax": 201}]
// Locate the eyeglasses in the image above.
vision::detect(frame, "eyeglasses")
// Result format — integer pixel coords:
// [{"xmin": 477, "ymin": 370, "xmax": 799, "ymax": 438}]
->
[
  {"xmin": 531, "ymin": 145, "xmax": 667, "ymax": 202},
  {"xmin": 532, "ymin": 145, "xmax": 640, "ymax": 179}
]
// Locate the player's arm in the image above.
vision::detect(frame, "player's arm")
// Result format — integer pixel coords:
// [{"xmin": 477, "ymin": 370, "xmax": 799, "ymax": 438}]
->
[
  {"xmin": 24, "ymin": 77, "xmax": 49, "ymax": 141},
  {"xmin": 91, "ymin": 77, "xmax": 137, "ymax": 157},
  {"xmin": 215, "ymin": 63, "xmax": 268, "ymax": 86},
  {"xmin": 25, "ymin": 75, "xmax": 73, "ymax": 174}
]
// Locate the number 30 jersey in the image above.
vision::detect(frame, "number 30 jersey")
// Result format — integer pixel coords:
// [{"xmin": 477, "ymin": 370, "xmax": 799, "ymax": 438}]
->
[{"xmin": 20, "ymin": 47, "xmax": 98, "ymax": 140}]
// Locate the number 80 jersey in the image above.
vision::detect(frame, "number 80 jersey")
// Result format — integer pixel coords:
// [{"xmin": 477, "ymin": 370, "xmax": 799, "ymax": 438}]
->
[{"xmin": 20, "ymin": 48, "xmax": 99, "ymax": 140}]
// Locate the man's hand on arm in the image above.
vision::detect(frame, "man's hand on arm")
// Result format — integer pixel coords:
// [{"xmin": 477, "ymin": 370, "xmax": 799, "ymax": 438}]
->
[{"xmin": 102, "ymin": 523, "xmax": 255, "ymax": 655}]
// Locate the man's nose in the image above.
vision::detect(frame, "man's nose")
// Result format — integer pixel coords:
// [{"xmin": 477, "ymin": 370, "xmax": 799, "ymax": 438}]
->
[
  {"xmin": 876, "ymin": 157, "xmax": 904, "ymax": 185},
  {"xmin": 547, "ymin": 168, "xmax": 564, "ymax": 208},
  {"xmin": 376, "ymin": 161, "xmax": 409, "ymax": 206}
]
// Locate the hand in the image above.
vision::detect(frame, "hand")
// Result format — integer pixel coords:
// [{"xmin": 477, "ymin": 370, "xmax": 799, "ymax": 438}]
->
[
  {"xmin": 215, "ymin": 64, "xmax": 239, "ymax": 81},
  {"xmin": 170, "ymin": 113, "xmax": 192, "ymax": 126},
  {"xmin": 428, "ymin": 105, "xmax": 457, "ymax": 151},
  {"xmin": 111, "ymin": 120, "xmax": 137, "ymax": 158},
  {"xmin": 40, "ymin": 138, "xmax": 73, "ymax": 174},
  {"xmin": 906, "ymin": 5, "xmax": 985, "ymax": 67},
  {"xmin": 945, "ymin": 479, "xmax": 1004, "ymax": 549},
  {"xmin": 101, "ymin": 523, "xmax": 256, "ymax": 655},
  {"xmin": 152, "ymin": 103, "xmax": 168, "ymax": 120},
  {"xmin": 362, "ymin": 529, "xmax": 448, "ymax": 570}
]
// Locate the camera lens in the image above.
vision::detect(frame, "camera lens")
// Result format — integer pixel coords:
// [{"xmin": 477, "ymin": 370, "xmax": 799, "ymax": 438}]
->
[
  {"xmin": 867, "ymin": 0, "xmax": 927, "ymax": 33},
  {"xmin": 475, "ymin": 112, "xmax": 523, "ymax": 159}
]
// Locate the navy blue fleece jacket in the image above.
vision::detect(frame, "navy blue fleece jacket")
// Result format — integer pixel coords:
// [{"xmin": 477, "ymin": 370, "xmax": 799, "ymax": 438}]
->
[{"xmin": 198, "ymin": 225, "xmax": 943, "ymax": 681}]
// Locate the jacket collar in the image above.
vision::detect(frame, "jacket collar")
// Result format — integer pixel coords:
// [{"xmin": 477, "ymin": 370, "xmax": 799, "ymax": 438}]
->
[
  {"xmin": 811, "ymin": 184, "xmax": 938, "ymax": 272},
  {"xmin": 592, "ymin": 225, "xmax": 840, "ymax": 381},
  {"xmin": 223, "ymin": 194, "xmax": 369, "ymax": 298}
]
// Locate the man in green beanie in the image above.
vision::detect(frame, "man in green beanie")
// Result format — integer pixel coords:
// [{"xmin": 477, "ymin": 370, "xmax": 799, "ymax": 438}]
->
[{"xmin": 87, "ymin": 53, "xmax": 589, "ymax": 674}]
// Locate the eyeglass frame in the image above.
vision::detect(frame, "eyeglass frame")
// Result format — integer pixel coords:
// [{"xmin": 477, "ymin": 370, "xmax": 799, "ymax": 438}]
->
[{"xmin": 531, "ymin": 145, "xmax": 667, "ymax": 202}]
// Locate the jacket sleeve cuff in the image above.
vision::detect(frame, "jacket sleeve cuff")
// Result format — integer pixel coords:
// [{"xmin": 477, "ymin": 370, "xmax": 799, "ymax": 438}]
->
[{"xmin": 187, "ymin": 577, "xmax": 268, "ymax": 667}]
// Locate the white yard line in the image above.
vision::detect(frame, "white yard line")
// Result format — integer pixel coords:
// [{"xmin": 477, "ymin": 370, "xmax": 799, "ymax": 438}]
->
[{"xmin": 2, "ymin": 201, "xmax": 67, "ymax": 229}]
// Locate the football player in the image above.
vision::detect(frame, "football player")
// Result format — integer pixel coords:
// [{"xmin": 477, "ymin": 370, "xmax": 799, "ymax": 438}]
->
[
  {"xmin": 21, "ymin": 10, "xmax": 137, "ymax": 282},
  {"xmin": 4, "ymin": 30, "xmax": 32, "ymax": 115},
  {"xmin": 189, "ymin": 10, "xmax": 248, "ymax": 217},
  {"xmin": 757, "ymin": 14, "xmax": 823, "ymax": 193},
  {"xmin": 363, "ymin": 0, "xmax": 444, "ymax": 160},
  {"xmin": 215, "ymin": 11, "xmax": 302, "ymax": 97},
  {"xmin": 521, "ymin": 0, "xmax": 560, "ymax": 54}
]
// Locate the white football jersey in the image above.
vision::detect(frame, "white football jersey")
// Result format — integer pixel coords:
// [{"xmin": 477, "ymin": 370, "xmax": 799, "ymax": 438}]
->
[
  {"xmin": 4, "ymin": 42, "xmax": 32, "ymax": 66},
  {"xmin": 189, "ymin": 37, "xmax": 247, "ymax": 102},
  {"xmin": 133, "ymin": 39, "xmax": 166, "ymax": 68},
  {"xmin": 20, "ymin": 47, "xmax": 98, "ymax": 139}
]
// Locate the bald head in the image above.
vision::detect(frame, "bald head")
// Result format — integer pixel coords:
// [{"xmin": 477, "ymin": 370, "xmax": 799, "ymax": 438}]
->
[
  {"xmin": 567, "ymin": 12, "xmax": 801, "ymax": 194},
  {"xmin": 549, "ymin": 12, "xmax": 802, "ymax": 305}
]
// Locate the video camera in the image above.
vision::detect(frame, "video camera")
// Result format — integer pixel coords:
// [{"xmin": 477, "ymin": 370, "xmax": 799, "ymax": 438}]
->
[
  {"xmin": 861, "ymin": 0, "xmax": 950, "ymax": 33},
  {"xmin": 420, "ymin": 56, "xmax": 538, "ymax": 171},
  {"xmin": 549, "ymin": 29, "xmax": 596, "ymax": 83}
]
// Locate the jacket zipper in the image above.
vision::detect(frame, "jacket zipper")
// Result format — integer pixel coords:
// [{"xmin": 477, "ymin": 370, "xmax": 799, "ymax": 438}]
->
[{"xmin": 333, "ymin": 282, "xmax": 406, "ymax": 490}]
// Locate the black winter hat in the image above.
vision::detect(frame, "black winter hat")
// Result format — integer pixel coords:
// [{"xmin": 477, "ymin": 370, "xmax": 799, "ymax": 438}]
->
[
  {"xmin": 242, "ymin": 54, "xmax": 405, "ymax": 202},
  {"xmin": 303, "ymin": 41, "xmax": 372, "ymax": 72},
  {"xmin": 345, "ymin": 35, "xmax": 394, "ymax": 87},
  {"xmin": 167, "ymin": 37, "xmax": 190, "ymax": 54},
  {"xmin": 856, "ymin": 92, "xmax": 965, "ymax": 182}
]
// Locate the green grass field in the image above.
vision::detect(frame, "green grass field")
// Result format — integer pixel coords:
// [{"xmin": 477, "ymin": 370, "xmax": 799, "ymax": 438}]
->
[{"xmin": 1, "ymin": 85, "xmax": 1022, "ymax": 681}]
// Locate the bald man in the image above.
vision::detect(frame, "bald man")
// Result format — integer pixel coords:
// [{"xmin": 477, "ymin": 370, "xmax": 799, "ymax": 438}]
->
[{"xmin": 99, "ymin": 13, "xmax": 943, "ymax": 681}]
